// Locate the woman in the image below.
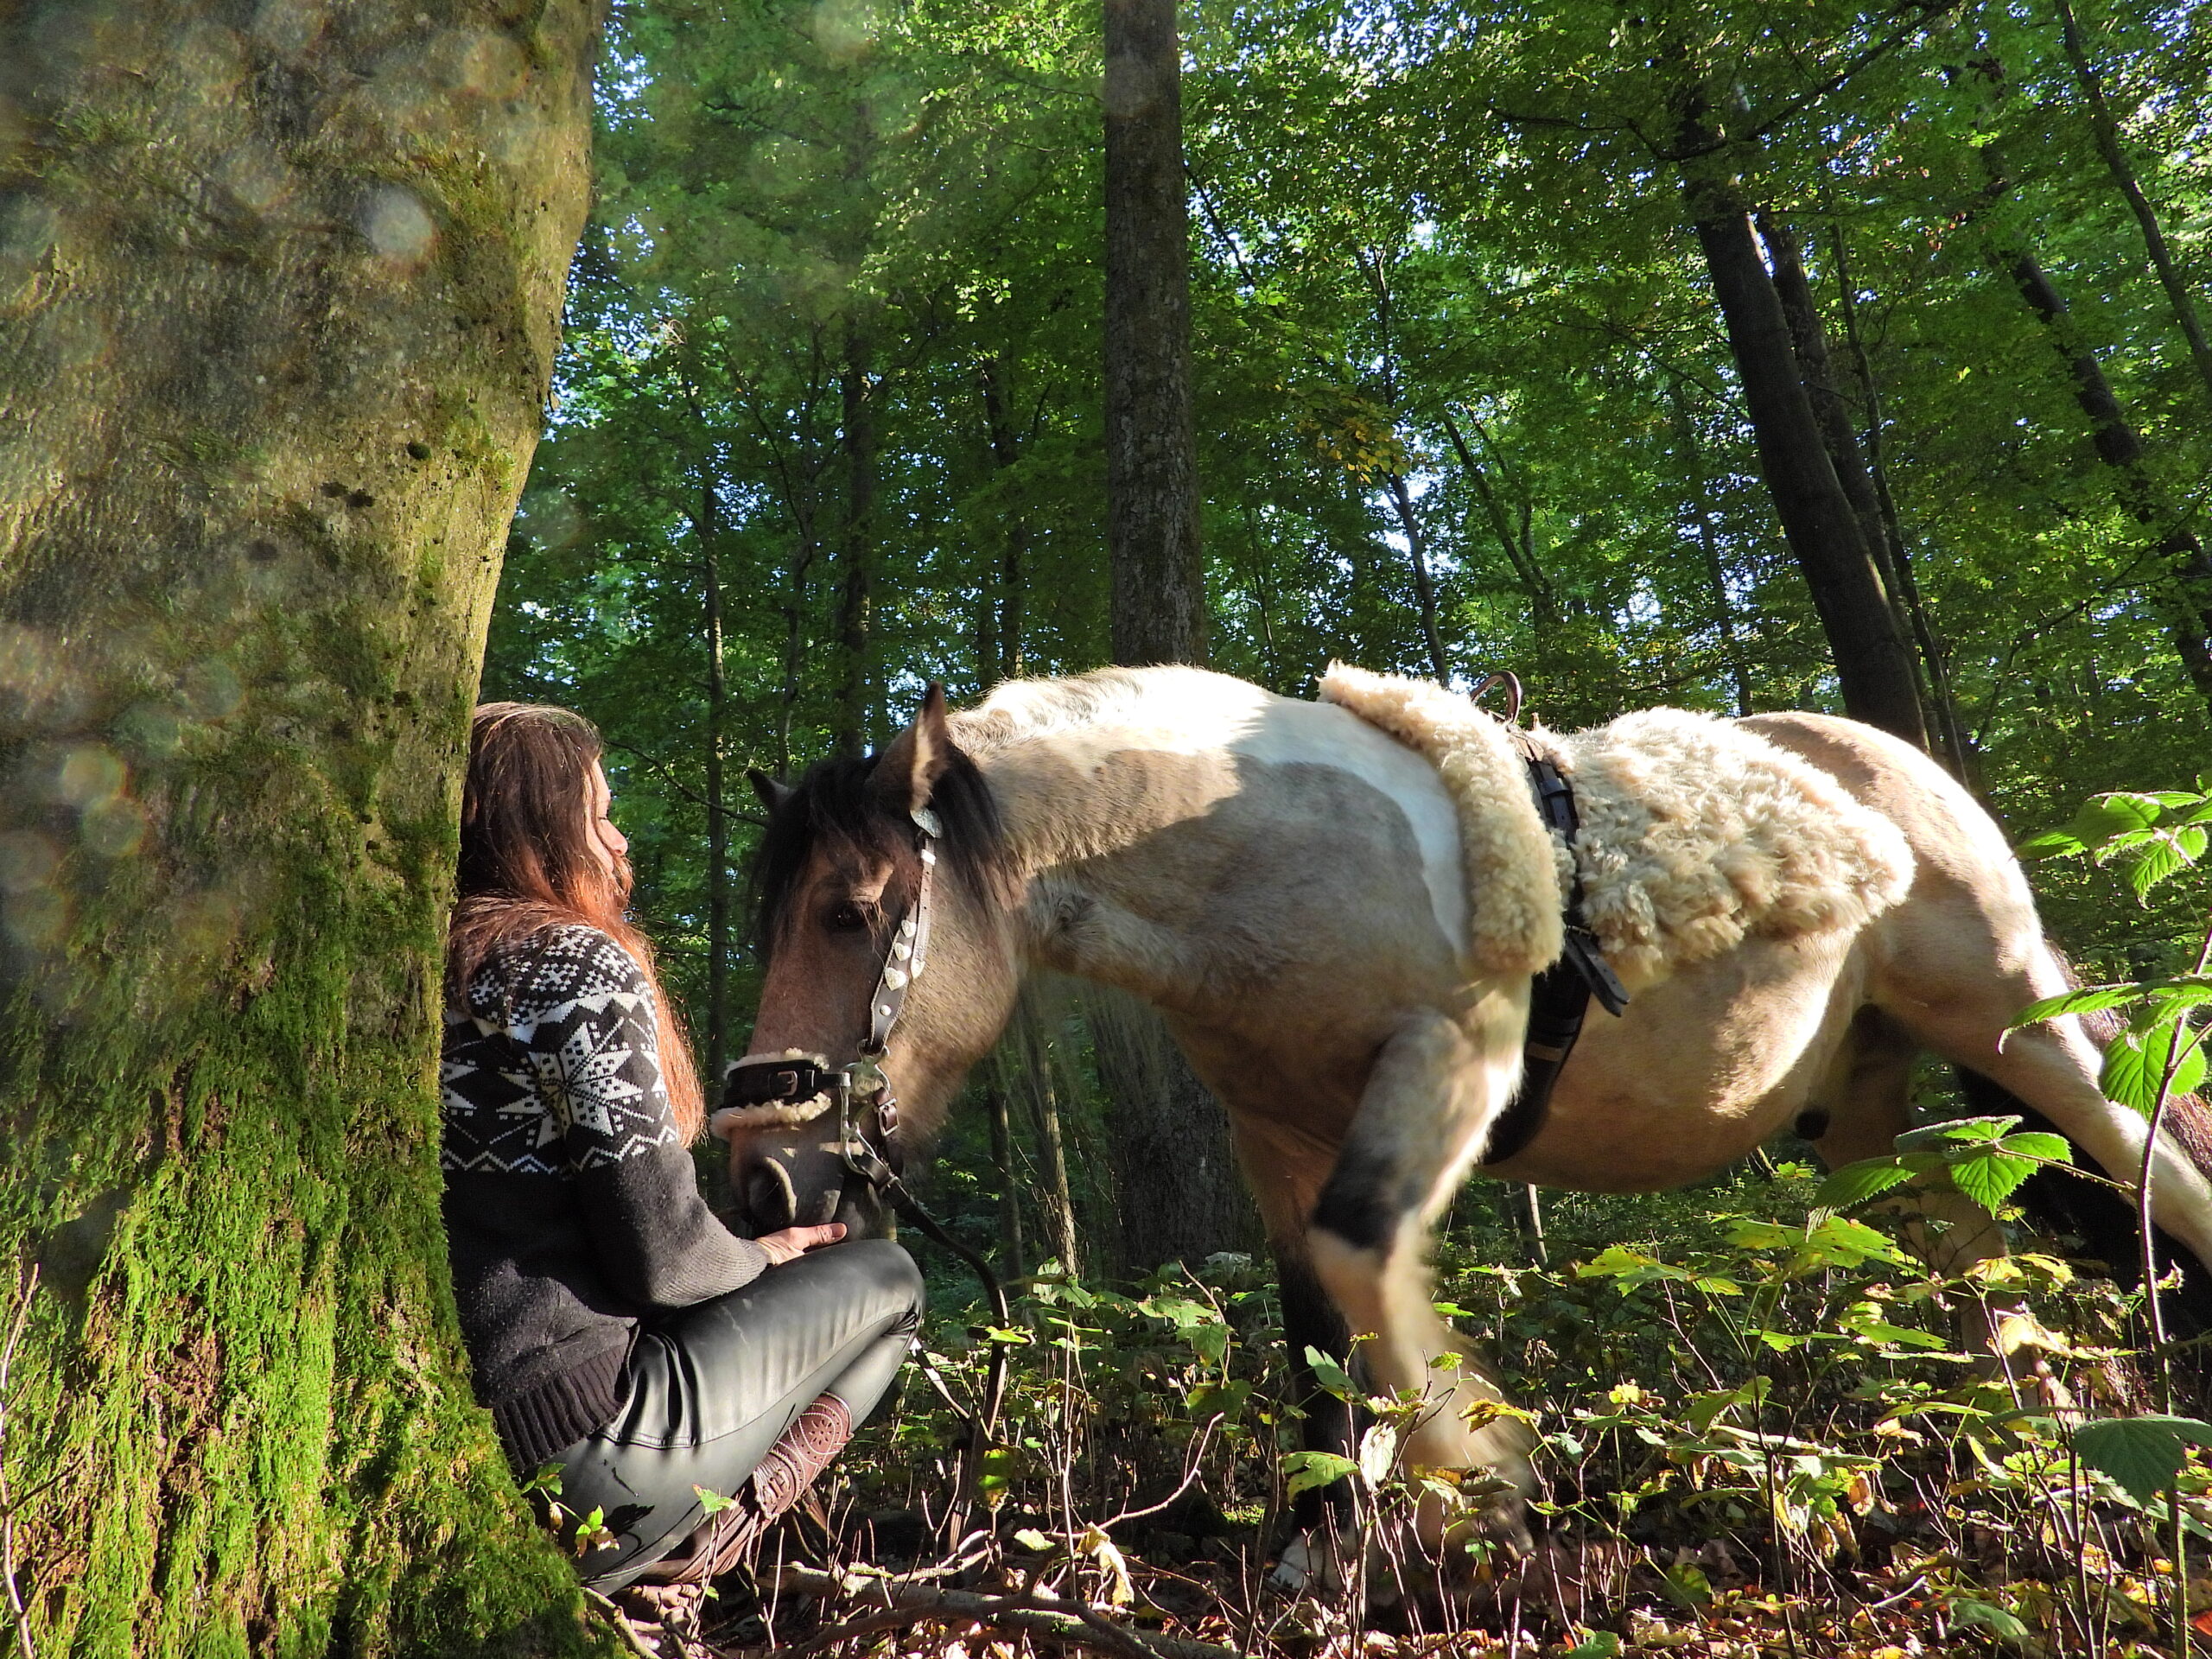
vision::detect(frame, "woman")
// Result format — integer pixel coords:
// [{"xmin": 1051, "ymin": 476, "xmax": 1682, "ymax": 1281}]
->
[{"xmin": 440, "ymin": 702, "xmax": 925, "ymax": 1637}]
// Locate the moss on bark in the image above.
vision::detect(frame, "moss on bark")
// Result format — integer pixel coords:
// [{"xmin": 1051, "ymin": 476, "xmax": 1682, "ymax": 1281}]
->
[{"xmin": 0, "ymin": 3, "xmax": 613, "ymax": 1649}]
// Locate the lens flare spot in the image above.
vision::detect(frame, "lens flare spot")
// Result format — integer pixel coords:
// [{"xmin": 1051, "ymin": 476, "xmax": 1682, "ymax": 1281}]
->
[
  {"xmin": 82, "ymin": 796, "xmax": 148, "ymax": 858},
  {"xmin": 58, "ymin": 745, "xmax": 125, "ymax": 808},
  {"xmin": 360, "ymin": 186, "xmax": 435, "ymax": 272},
  {"xmin": 0, "ymin": 830, "xmax": 58, "ymax": 893}
]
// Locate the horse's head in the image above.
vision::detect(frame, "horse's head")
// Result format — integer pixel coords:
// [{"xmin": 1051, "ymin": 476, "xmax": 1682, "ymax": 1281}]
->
[{"xmin": 717, "ymin": 685, "xmax": 1022, "ymax": 1237}]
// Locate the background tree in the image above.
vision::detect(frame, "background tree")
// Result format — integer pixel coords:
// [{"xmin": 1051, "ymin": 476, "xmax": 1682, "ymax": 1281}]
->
[{"xmin": 0, "ymin": 1, "xmax": 606, "ymax": 1650}]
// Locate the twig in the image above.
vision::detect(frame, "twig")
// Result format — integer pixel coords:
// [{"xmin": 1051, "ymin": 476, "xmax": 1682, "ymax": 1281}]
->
[
  {"xmin": 760, "ymin": 1561, "xmax": 1251, "ymax": 1659},
  {"xmin": 579, "ymin": 1586, "xmax": 664, "ymax": 1659},
  {"xmin": 0, "ymin": 1263, "xmax": 41, "ymax": 1659}
]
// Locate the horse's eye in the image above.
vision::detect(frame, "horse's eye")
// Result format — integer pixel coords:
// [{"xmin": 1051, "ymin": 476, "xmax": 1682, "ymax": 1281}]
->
[{"xmin": 825, "ymin": 902, "xmax": 868, "ymax": 934}]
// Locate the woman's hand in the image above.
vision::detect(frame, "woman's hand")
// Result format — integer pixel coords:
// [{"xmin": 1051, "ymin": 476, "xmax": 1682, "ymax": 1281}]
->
[{"xmin": 755, "ymin": 1223, "xmax": 847, "ymax": 1266}]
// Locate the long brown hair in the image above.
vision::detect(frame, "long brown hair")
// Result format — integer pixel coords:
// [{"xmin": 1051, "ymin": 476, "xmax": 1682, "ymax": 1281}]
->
[{"xmin": 448, "ymin": 702, "xmax": 706, "ymax": 1141}]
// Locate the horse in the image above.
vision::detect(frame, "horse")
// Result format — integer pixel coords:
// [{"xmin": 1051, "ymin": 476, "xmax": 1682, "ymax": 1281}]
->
[{"xmin": 709, "ymin": 662, "xmax": 2212, "ymax": 1546}]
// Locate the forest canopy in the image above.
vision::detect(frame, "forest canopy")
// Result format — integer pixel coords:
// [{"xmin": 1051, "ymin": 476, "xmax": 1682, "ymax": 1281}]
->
[{"xmin": 489, "ymin": 0, "xmax": 2212, "ymax": 1069}]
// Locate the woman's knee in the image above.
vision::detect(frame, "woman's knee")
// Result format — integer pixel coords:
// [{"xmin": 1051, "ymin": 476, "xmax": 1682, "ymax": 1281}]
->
[{"xmin": 836, "ymin": 1238, "xmax": 925, "ymax": 1327}]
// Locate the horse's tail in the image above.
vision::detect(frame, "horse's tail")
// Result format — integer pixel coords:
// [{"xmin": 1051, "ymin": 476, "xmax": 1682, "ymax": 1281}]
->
[{"xmin": 1958, "ymin": 1002, "xmax": 2212, "ymax": 1341}]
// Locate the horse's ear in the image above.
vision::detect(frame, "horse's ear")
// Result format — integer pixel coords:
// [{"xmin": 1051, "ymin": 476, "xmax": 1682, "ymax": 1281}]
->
[
  {"xmin": 748, "ymin": 767, "xmax": 792, "ymax": 814},
  {"xmin": 874, "ymin": 683, "xmax": 952, "ymax": 815}
]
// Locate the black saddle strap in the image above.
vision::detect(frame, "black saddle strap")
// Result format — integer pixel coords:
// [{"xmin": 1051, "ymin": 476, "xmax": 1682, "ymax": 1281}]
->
[{"xmin": 1481, "ymin": 741, "xmax": 1630, "ymax": 1167}]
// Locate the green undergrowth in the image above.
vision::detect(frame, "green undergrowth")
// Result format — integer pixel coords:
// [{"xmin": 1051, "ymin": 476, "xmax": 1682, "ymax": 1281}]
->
[{"xmin": 806, "ymin": 1151, "xmax": 2212, "ymax": 1656}]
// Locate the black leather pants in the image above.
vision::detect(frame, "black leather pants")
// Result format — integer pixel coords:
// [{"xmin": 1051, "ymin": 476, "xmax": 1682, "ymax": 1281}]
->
[{"xmin": 554, "ymin": 1239, "xmax": 925, "ymax": 1591}]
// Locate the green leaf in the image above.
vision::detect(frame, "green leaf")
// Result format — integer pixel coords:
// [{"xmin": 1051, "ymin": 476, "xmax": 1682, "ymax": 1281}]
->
[
  {"xmin": 1304, "ymin": 1344, "xmax": 1357, "ymax": 1402},
  {"xmin": 2012, "ymin": 983, "xmax": 2154, "ymax": 1025},
  {"xmin": 1945, "ymin": 1598, "xmax": 2029, "ymax": 1641},
  {"xmin": 1659, "ymin": 1561, "xmax": 1713, "ymax": 1610},
  {"xmin": 2101, "ymin": 1024, "xmax": 2208, "ymax": 1115},
  {"xmin": 1180, "ymin": 1322, "xmax": 1230, "ymax": 1365},
  {"xmin": 1281, "ymin": 1450, "xmax": 1359, "ymax": 1499},
  {"xmin": 2072, "ymin": 1415, "xmax": 2212, "ymax": 1505},
  {"xmin": 1561, "ymin": 1632, "xmax": 1621, "ymax": 1659},
  {"xmin": 1948, "ymin": 1149, "xmax": 2036, "ymax": 1216},
  {"xmin": 1896, "ymin": 1115, "xmax": 2017, "ymax": 1151},
  {"xmin": 1996, "ymin": 1131, "xmax": 2072, "ymax": 1165},
  {"xmin": 693, "ymin": 1484, "xmax": 738, "ymax": 1516},
  {"xmin": 2018, "ymin": 829, "xmax": 2085, "ymax": 859},
  {"xmin": 1814, "ymin": 1157, "xmax": 1918, "ymax": 1210}
]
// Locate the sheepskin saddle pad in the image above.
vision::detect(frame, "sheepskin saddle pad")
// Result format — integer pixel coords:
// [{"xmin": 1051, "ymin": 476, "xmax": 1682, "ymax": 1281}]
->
[{"xmin": 1319, "ymin": 664, "xmax": 1916, "ymax": 989}]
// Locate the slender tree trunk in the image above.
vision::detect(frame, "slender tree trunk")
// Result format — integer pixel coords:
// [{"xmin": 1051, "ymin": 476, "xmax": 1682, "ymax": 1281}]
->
[
  {"xmin": 1440, "ymin": 407, "xmax": 1558, "ymax": 627},
  {"xmin": 984, "ymin": 1084, "xmax": 1027, "ymax": 1274},
  {"xmin": 2053, "ymin": 0, "xmax": 2212, "ymax": 410},
  {"xmin": 0, "ymin": 3, "xmax": 604, "ymax": 1649},
  {"xmin": 979, "ymin": 356, "xmax": 1027, "ymax": 683},
  {"xmin": 1382, "ymin": 471, "xmax": 1451, "ymax": 682},
  {"xmin": 834, "ymin": 325, "xmax": 875, "ymax": 755},
  {"xmin": 995, "ymin": 995, "xmax": 1083, "ymax": 1276},
  {"xmin": 1662, "ymin": 380, "xmax": 1757, "ymax": 716},
  {"xmin": 1679, "ymin": 156, "xmax": 1929, "ymax": 747},
  {"xmin": 1826, "ymin": 226, "xmax": 1977, "ymax": 779},
  {"xmin": 1096, "ymin": 0, "xmax": 1249, "ymax": 1273},
  {"xmin": 699, "ymin": 462, "xmax": 732, "ymax": 1085},
  {"xmin": 2005, "ymin": 248, "xmax": 2212, "ymax": 703},
  {"xmin": 1103, "ymin": 0, "xmax": 1206, "ymax": 665}
]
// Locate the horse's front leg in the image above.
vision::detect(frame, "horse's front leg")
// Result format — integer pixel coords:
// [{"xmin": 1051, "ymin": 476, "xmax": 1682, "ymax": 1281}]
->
[{"xmin": 1307, "ymin": 993, "xmax": 1537, "ymax": 1527}]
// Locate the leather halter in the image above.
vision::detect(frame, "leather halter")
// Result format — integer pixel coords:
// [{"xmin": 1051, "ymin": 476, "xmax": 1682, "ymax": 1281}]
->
[
  {"xmin": 717, "ymin": 804, "xmax": 940, "ymax": 1175},
  {"xmin": 712, "ymin": 803, "xmax": 1014, "ymax": 1422},
  {"xmin": 1471, "ymin": 674, "xmax": 1632, "ymax": 1167}
]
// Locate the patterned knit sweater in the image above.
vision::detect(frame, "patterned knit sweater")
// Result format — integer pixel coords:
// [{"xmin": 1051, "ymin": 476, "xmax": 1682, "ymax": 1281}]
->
[{"xmin": 440, "ymin": 924, "xmax": 767, "ymax": 1471}]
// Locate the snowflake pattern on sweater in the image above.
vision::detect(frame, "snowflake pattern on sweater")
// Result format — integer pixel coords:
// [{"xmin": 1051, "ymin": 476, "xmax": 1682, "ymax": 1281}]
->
[{"xmin": 441, "ymin": 925, "xmax": 680, "ymax": 1176}]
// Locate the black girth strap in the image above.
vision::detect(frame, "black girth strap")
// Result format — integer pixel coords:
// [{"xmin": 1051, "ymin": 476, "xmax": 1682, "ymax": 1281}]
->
[{"xmin": 1480, "ymin": 735, "xmax": 1631, "ymax": 1168}]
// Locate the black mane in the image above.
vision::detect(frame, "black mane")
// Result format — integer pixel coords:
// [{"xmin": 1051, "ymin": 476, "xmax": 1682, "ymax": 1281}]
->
[{"xmin": 753, "ymin": 740, "xmax": 1016, "ymax": 961}]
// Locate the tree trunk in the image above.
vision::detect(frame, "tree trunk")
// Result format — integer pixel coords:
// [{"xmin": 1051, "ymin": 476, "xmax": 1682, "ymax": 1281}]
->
[
  {"xmin": 699, "ymin": 461, "xmax": 732, "ymax": 1085},
  {"xmin": 984, "ymin": 1084, "xmax": 1027, "ymax": 1275},
  {"xmin": 995, "ymin": 990, "xmax": 1083, "ymax": 1276},
  {"xmin": 2053, "ymin": 0, "xmax": 2212, "ymax": 410},
  {"xmin": 1096, "ymin": 0, "xmax": 1250, "ymax": 1274},
  {"xmin": 0, "ymin": 3, "xmax": 603, "ymax": 1650},
  {"xmin": 979, "ymin": 356, "xmax": 1026, "ymax": 683},
  {"xmin": 1103, "ymin": 0, "xmax": 1206, "ymax": 666},
  {"xmin": 1085, "ymin": 990, "xmax": 1261, "ymax": 1277},
  {"xmin": 1679, "ymin": 160, "xmax": 1929, "ymax": 747},
  {"xmin": 1825, "ymin": 226, "xmax": 1977, "ymax": 779},
  {"xmin": 2004, "ymin": 248, "xmax": 2212, "ymax": 703},
  {"xmin": 833, "ymin": 324, "xmax": 874, "ymax": 755},
  {"xmin": 1662, "ymin": 380, "xmax": 1757, "ymax": 716},
  {"xmin": 1440, "ymin": 408, "xmax": 1559, "ymax": 627},
  {"xmin": 1382, "ymin": 470, "xmax": 1451, "ymax": 682}
]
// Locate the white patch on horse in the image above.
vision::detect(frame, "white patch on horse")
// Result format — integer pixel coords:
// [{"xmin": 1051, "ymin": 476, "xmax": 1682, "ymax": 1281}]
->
[{"xmin": 961, "ymin": 665, "xmax": 1471, "ymax": 957}]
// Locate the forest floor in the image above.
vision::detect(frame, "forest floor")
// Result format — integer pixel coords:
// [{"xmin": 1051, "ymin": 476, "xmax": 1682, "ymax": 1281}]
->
[{"xmin": 632, "ymin": 1158, "xmax": 2212, "ymax": 1658}]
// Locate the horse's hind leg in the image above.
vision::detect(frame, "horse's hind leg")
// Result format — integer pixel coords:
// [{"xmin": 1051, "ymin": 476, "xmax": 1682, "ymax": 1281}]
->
[
  {"xmin": 1891, "ymin": 938, "xmax": 2212, "ymax": 1282},
  {"xmin": 1306, "ymin": 993, "xmax": 1537, "ymax": 1505}
]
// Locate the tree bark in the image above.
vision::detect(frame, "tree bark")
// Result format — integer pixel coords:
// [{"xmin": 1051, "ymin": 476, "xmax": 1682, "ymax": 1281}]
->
[
  {"xmin": 979, "ymin": 355, "xmax": 1026, "ymax": 683},
  {"xmin": 2004, "ymin": 247, "xmax": 2212, "ymax": 703},
  {"xmin": 1680, "ymin": 161, "xmax": 1929, "ymax": 747},
  {"xmin": 0, "ymin": 2, "xmax": 603, "ymax": 1650},
  {"xmin": 1096, "ymin": 0, "xmax": 1248, "ymax": 1274},
  {"xmin": 1382, "ymin": 470, "xmax": 1451, "ymax": 683},
  {"xmin": 1824, "ymin": 226, "xmax": 1977, "ymax": 779},
  {"xmin": 833, "ymin": 324, "xmax": 875, "ymax": 755},
  {"xmin": 699, "ymin": 460, "xmax": 732, "ymax": 1085},
  {"xmin": 1085, "ymin": 989, "xmax": 1261, "ymax": 1277},
  {"xmin": 2053, "ymin": 0, "xmax": 2212, "ymax": 410},
  {"xmin": 1662, "ymin": 380, "xmax": 1757, "ymax": 716},
  {"xmin": 1103, "ymin": 0, "xmax": 1206, "ymax": 665}
]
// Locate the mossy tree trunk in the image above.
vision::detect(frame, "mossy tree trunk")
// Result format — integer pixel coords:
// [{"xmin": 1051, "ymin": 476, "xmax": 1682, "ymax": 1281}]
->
[{"xmin": 0, "ymin": 3, "xmax": 606, "ymax": 1651}]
